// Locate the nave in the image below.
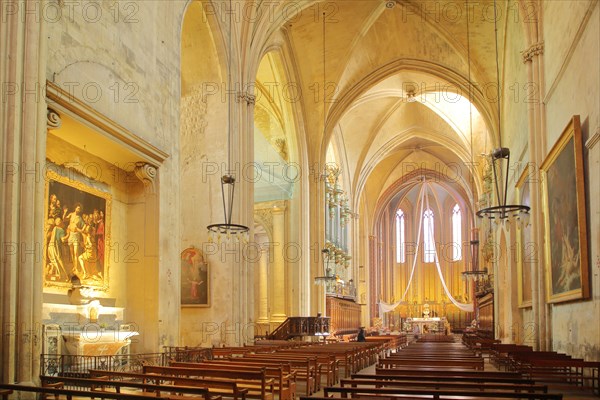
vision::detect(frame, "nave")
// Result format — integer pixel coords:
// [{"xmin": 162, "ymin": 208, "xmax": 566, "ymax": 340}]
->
[{"xmin": 2, "ymin": 333, "xmax": 599, "ymax": 400}]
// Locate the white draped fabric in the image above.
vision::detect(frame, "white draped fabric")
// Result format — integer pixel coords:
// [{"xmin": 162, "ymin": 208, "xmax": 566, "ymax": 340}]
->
[
  {"xmin": 380, "ymin": 181, "xmax": 474, "ymax": 314},
  {"xmin": 378, "ymin": 299, "xmax": 404, "ymax": 316}
]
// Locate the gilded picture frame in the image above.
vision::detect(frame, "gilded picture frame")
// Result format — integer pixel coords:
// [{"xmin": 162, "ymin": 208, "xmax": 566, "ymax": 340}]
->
[
  {"xmin": 541, "ymin": 116, "xmax": 589, "ymax": 303},
  {"xmin": 44, "ymin": 170, "xmax": 111, "ymax": 290},
  {"xmin": 181, "ymin": 247, "xmax": 210, "ymax": 307},
  {"xmin": 516, "ymin": 163, "xmax": 534, "ymax": 308}
]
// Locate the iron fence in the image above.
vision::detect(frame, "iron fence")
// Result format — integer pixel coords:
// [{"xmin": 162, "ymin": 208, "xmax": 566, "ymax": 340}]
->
[{"xmin": 41, "ymin": 347, "xmax": 212, "ymax": 376}]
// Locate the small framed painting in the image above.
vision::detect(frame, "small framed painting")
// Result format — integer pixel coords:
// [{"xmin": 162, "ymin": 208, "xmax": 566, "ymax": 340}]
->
[{"xmin": 181, "ymin": 247, "xmax": 209, "ymax": 307}]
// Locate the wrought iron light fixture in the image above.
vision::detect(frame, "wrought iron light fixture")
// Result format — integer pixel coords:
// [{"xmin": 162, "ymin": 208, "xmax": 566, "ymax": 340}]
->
[
  {"xmin": 462, "ymin": 231, "xmax": 487, "ymax": 282},
  {"xmin": 476, "ymin": 0, "xmax": 530, "ymax": 225},
  {"xmin": 476, "ymin": 148, "xmax": 530, "ymax": 224},
  {"xmin": 206, "ymin": 0, "xmax": 249, "ymax": 244},
  {"xmin": 314, "ymin": 248, "xmax": 336, "ymax": 286},
  {"xmin": 462, "ymin": 0, "xmax": 488, "ymax": 284},
  {"xmin": 207, "ymin": 175, "xmax": 249, "ymax": 243}
]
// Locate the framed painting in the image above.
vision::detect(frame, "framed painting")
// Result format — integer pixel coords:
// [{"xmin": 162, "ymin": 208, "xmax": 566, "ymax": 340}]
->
[
  {"xmin": 181, "ymin": 247, "xmax": 209, "ymax": 307},
  {"xmin": 541, "ymin": 115, "xmax": 589, "ymax": 303},
  {"xmin": 516, "ymin": 164, "xmax": 534, "ymax": 308},
  {"xmin": 44, "ymin": 171, "xmax": 111, "ymax": 290}
]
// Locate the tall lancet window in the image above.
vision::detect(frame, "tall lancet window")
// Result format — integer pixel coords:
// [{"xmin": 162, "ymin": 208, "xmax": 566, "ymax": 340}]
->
[
  {"xmin": 423, "ymin": 209, "xmax": 435, "ymax": 263},
  {"xmin": 452, "ymin": 204, "xmax": 462, "ymax": 261},
  {"xmin": 395, "ymin": 209, "xmax": 405, "ymax": 263}
]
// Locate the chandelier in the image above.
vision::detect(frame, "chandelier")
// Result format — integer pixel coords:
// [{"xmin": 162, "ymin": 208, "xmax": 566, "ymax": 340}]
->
[
  {"xmin": 462, "ymin": 0, "xmax": 487, "ymax": 285},
  {"xmin": 476, "ymin": 148, "xmax": 530, "ymax": 224},
  {"xmin": 207, "ymin": 175, "xmax": 249, "ymax": 243},
  {"xmin": 206, "ymin": 0, "xmax": 249, "ymax": 244},
  {"xmin": 462, "ymin": 230, "xmax": 487, "ymax": 282},
  {"xmin": 314, "ymin": 248, "xmax": 336, "ymax": 286},
  {"xmin": 475, "ymin": 0, "xmax": 529, "ymax": 225}
]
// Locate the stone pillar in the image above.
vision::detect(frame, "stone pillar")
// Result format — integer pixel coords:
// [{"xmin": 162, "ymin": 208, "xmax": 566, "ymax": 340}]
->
[
  {"xmin": 368, "ymin": 235, "xmax": 377, "ymax": 322},
  {"xmin": 522, "ymin": 41, "xmax": 547, "ymax": 350},
  {"xmin": 271, "ymin": 204, "xmax": 287, "ymax": 322},
  {"xmin": 0, "ymin": 0, "xmax": 47, "ymax": 384},
  {"xmin": 257, "ymin": 245, "xmax": 270, "ymax": 323}
]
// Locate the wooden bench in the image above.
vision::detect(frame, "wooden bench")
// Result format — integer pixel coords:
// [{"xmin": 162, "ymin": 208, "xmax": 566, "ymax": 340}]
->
[
  {"xmin": 170, "ymin": 361, "xmax": 294, "ymax": 400},
  {"xmin": 0, "ymin": 383, "xmax": 219, "ymax": 400},
  {"xmin": 518, "ymin": 358, "xmax": 600, "ymax": 395},
  {"xmin": 243, "ymin": 353, "xmax": 318, "ymax": 394},
  {"xmin": 320, "ymin": 386, "xmax": 563, "ymax": 399},
  {"xmin": 374, "ymin": 367, "xmax": 528, "ymax": 381},
  {"xmin": 339, "ymin": 377, "xmax": 550, "ymax": 394},
  {"xmin": 378, "ymin": 356, "xmax": 484, "ymax": 370},
  {"xmin": 143, "ymin": 365, "xmax": 274, "ymax": 400},
  {"xmin": 278, "ymin": 347, "xmax": 352, "ymax": 378},
  {"xmin": 203, "ymin": 359, "xmax": 296, "ymax": 399},
  {"xmin": 41, "ymin": 375, "xmax": 221, "ymax": 400},
  {"xmin": 86, "ymin": 370, "xmax": 248, "ymax": 400},
  {"xmin": 490, "ymin": 344, "xmax": 532, "ymax": 370},
  {"xmin": 356, "ymin": 371, "xmax": 536, "ymax": 385}
]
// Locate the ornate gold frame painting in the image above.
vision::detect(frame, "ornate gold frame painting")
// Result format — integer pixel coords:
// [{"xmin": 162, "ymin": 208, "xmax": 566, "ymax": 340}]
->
[
  {"xmin": 541, "ymin": 116, "xmax": 589, "ymax": 303},
  {"xmin": 44, "ymin": 171, "xmax": 111, "ymax": 290},
  {"xmin": 516, "ymin": 164, "xmax": 533, "ymax": 308},
  {"xmin": 181, "ymin": 247, "xmax": 209, "ymax": 307}
]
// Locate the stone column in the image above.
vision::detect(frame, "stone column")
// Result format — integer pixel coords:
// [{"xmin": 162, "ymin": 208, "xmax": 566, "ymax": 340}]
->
[
  {"xmin": 0, "ymin": 0, "xmax": 47, "ymax": 384},
  {"xmin": 368, "ymin": 235, "xmax": 377, "ymax": 322},
  {"xmin": 271, "ymin": 204, "xmax": 287, "ymax": 322},
  {"xmin": 257, "ymin": 245, "xmax": 270, "ymax": 323},
  {"xmin": 522, "ymin": 41, "xmax": 547, "ymax": 350}
]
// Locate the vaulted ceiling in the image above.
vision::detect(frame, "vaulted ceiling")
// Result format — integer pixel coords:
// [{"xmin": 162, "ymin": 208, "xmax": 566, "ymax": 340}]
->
[{"xmin": 256, "ymin": 0, "xmax": 508, "ymax": 216}]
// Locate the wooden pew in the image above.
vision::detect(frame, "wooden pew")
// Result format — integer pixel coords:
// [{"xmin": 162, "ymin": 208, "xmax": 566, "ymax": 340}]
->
[
  {"xmin": 378, "ymin": 356, "xmax": 484, "ymax": 370},
  {"xmin": 191, "ymin": 357, "xmax": 296, "ymax": 400},
  {"xmin": 518, "ymin": 358, "xmax": 600, "ymax": 395},
  {"xmin": 143, "ymin": 365, "xmax": 274, "ymax": 400},
  {"xmin": 170, "ymin": 361, "xmax": 294, "ymax": 400},
  {"xmin": 0, "ymin": 383, "xmax": 219, "ymax": 400},
  {"xmin": 40, "ymin": 375, "xmax": 223, "ymax": 399},
  {"xmin": 320, "ymin": 386, "xmax": 563, "ymax": 399},
  {"xmin": 243, "ymin": 353, "xmax": 319, "ymax": 393},
  {"xmin": 278, "ymin": 346, "xmax": 353, "ymax": 378},
  {"xmin": 339, "ymin": 377, "xmax": 550, "ymax": 394},
  {"xmin": 374, "ymin": 367, "xmax": 529, "ymax": 381},
  {"xmin": 490, "ymin": 344, "xmax": 533, "ymax": 370},
  {"xmin": 212, "ymin": 347, "xmax": 252, "ymax": 358},
  {"xmin": 86, "ymin": 370, "xmax": 249, "ymax": 400}
]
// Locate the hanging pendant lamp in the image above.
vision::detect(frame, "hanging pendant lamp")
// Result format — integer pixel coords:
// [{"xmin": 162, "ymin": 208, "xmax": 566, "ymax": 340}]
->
[
  {"xmin": 207, "ymin": 0, "xmax": 249, "ymax": 244},
  {"xmin": 475, "ymin": 0, "xmax": 530, "ymax": 227}
]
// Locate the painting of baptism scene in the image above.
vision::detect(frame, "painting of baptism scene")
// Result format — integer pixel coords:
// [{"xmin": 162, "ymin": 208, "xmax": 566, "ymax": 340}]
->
[{"xmin": 44, "ymin": 174, "xmax": 111, "ymax": 289}]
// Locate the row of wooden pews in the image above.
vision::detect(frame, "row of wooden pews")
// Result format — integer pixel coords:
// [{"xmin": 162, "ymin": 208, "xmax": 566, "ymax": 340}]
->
[
  {"xmin": 1, "ymin": 336, "xmax": 396, "ymax": 400},
  {"xmin": 488, "ymin": 343, "xmax": 600, "ymax": 395},
  {"xmin": 300, "ymin": 339, "xmax": 564, "ymax": 399},
  {"xmin": 1, "ymin": 382, "xmax": 218, "ymax": 400},
  {"xmin": 38, "ymin": 339, "xmax": 390, "ymax": 400},
  {"xmin": 379, "ymin": 340, "xmax": 485, "ymax": 371}
]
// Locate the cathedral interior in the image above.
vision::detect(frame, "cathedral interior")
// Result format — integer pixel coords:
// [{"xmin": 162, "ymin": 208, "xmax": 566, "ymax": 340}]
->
[{"xmin": 1, "ymin": 0, "xmax": 599, "ymax": 386}]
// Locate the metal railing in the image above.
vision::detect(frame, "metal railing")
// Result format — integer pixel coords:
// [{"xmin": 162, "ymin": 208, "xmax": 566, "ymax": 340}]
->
[{"xmin": 41, "ymin": 348, "xmax": 212, "ymax": 376}]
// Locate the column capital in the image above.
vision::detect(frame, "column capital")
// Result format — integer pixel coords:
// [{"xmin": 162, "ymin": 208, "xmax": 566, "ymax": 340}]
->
[{"xmin": 522, "ymin": 41, "xmax": 544, "ymax": 63}]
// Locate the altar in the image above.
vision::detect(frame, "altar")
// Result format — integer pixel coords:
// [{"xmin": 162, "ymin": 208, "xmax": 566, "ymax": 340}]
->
[
  {"xmin": 42, "ymin": 300, "xmax": 138, "ymax": 357},
  {"xmin": 406, "ymin": 317, "xmax": 445, "ymax": 333}
]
